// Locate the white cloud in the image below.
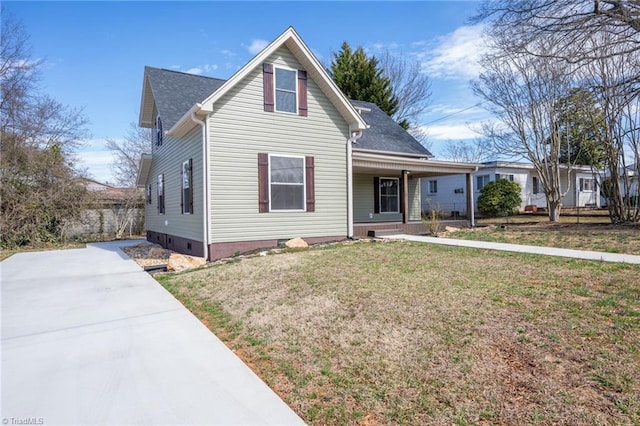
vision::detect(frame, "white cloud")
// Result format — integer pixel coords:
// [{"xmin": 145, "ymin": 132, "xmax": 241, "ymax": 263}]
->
[
  {"xmin": 419, "ymin": 24, "xmax": 489, "ymax": 80},
  {"xmin": 246, "ymin": 39, "xmax": 269, "ymax": 55},
  {"xmin": 220, "ymin": 49, "xmax": 236, "ymax": 57},
  {"xmin": 184, "ymin": 64, "xmax": 219, "ymax": 75},
  {"xmin": 423, "ymin": 123, "xmax": 481, "ymax": 140}
]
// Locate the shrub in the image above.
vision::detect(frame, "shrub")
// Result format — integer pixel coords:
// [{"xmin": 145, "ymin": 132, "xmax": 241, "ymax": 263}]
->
[{"xmin": 477, "ymin": 179, "xmax": 522, "ymax": 217}]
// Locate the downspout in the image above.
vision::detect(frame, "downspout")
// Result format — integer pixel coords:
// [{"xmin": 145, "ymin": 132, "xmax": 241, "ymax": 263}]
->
[
  {"xmin": 347, "ymin": 129, "xmax": 363, "ymax": 238},
  {"xmin": 190, "ymin": 109, "xmax": 209, "ymax": 261},
  {"xmin": 470, "ymin": 166, "xmax": 478, "ymax": 227}
]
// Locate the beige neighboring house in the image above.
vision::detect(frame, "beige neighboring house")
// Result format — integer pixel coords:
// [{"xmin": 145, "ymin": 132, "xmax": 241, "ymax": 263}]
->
[
  {"xmin": 136, "ymin": 27, "xmax": 479, "ymax": 261},
  {"xmin": 69, "ymin": 179, "xmax": 144, "ymax": 238}
]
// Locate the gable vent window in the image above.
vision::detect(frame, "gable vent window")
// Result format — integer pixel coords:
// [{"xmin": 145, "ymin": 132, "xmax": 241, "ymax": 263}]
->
[
  {"xmin": 155, "ymin": 116, "xmax": 163, "ymax": 146},
  {"xmin": 263, "ymin": 63, "xmax": 308, "ymax": 116}
]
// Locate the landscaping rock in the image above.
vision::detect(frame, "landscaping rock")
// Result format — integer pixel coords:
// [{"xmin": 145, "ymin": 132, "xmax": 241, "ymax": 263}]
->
[
  {"xmin": 167, "ymin": 253, "xmax": 207, "ymax": 272},
  {"xmin": 444, "ymin": 226, "xmax": 460, "ymax": 233},
  {"xmin": 148, "ymin": 245, "xmax": 169, "ymax": 258},
  {"xmin": 285, "ymin": 237, "xmax": 308, "ymax": 249}
]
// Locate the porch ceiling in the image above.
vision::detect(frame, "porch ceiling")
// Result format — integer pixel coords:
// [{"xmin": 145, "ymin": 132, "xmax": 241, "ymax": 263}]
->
[{"xmin": 352, "ymin": 151, "xmax": 479, "ymax": 176}]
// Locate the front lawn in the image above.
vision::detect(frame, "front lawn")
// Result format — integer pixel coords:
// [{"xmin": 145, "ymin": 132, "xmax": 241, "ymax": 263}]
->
[
  {"xmin": 158, "ymin": 241, "xmax": 640, "ymax": 425},
  {"xmin": 451, "ymin": 223, "xmax": 640, "ymax": 255}
]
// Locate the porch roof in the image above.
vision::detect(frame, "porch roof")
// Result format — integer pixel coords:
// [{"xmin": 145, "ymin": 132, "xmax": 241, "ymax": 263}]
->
[{"xmin": 352, "ymin": 150, "xmax": 480, "ymax": 177}]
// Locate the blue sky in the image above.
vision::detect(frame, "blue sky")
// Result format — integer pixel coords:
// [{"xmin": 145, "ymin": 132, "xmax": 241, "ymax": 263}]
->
[{"xmin": 6, "ymin": 1, "xmax": 489, "ymax": 183}]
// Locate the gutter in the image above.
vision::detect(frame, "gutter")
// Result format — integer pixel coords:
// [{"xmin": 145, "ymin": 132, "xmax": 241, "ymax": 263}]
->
[
  {"xmin": 347, "ymin": 129, "xmax": 364, "ymax": 238},
  {"xmin": 352, "ymin": 147, "xmax": 434, "ymax": 159},
  {"xmin": 189, "ymin": 108, "xmax": 210, "ymax": 261}
]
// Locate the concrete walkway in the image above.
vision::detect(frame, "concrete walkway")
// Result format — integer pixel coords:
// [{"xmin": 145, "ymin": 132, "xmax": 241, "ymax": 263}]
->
[
  {"xmin": 1, "ymin": 241, "xmax": 304, "ymax": 425},
  {"xmin": 383, "ymin": 234, "xmax": 640, "ymax": 264}
]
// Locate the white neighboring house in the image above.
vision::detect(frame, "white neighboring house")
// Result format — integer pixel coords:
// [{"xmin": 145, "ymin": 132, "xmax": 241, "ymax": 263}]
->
[{"xmin": 421, "ymin": 161, "xmax": 601, "ymax": 216}]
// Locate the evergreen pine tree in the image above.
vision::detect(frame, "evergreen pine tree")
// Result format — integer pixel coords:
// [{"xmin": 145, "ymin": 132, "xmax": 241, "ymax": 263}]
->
[{"xmin": 330, "ymin": 42, "xmax": 400, "ymax": 122}]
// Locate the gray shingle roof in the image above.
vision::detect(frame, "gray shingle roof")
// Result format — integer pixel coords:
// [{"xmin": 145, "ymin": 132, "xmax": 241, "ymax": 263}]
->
[
  {"xmin": 350, "ymin": 100, "xmax": 433, "ymax": 157},
  {"xmin": 144, "ymin": 68, "xmax": 432, "ymax": 157},
  {"xmin": 145, "ymin": 66, "xmax": 226, "ymax": 129}
]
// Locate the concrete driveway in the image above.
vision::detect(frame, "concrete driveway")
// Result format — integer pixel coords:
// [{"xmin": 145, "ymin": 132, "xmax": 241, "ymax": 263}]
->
[{"xmin": 1, "ymin": 241, "xmax": 304, "ymax": 425}]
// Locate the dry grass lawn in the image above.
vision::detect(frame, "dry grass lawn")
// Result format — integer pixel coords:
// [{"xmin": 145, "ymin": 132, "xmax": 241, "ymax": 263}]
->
[
  {"xmin": 452, "ymin": 223, "xmax": 640, "ymax": 255},
  {"xmin": 158, "ymin": 241, "xmax": 640, "ymax": 425}
]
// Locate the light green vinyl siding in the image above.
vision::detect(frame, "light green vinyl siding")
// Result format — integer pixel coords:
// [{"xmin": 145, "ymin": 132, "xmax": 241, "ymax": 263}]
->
[
  {"xmin": 207, "ymin": 46, "xmax": 349, "ymax": 243},
  {"xmin": 145, "ymin": 125, "xmax": 204, "ymax": 241},
  {"xmin": 353, "ymin": 173, "xmax": 421, "ymax": 223},
  {"xmin": 353, "ymin": 173, "xmax": 402, "ymax": 223},
  {"xmin": 408, "ymin": 178, "xmax": 421, "ymax": 221}
]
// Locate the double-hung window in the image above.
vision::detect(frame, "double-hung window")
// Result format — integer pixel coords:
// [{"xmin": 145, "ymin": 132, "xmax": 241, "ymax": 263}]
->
[
  {"xmin": 496, "ymin": 173, "xmax": 514, "ymax": 181},
  {"xmin": 269, "ymin": 155, "xmax": 305, "ymax": 211},
  {"xmin": 157, "ymin": 174, "xmax": 165, "ymax": 214},
  {"xmin": 378, "ymin": 178, "xmax": 399, "ymax": 213},
  {"xmin": 275, "ymin": 68, "xmax": 297, "ymax": 113},
  {"xmin": 580, "ymin": 178, "xmax": 595, "ymax": 192},
  {"xmin": 428, "ymin": 179, "xmax": 438, "ymax": 194},
  {"xmin": 262, "ymin": 63, "xmax": 308, "ymax": 116},
  {"xmin": 476, "ymin": 175, "xmax": 490, "ymax": 191},
  {"xmin": 258, "ymin": 153, "xmax": 314, "ymax": 213},
  {"xmin": 532, "ymin": 176, "xmax": 541, "ymax": 194},
  {"xmin": 181, "ymin": 159, "xmax": 193, "ymax": 214}
]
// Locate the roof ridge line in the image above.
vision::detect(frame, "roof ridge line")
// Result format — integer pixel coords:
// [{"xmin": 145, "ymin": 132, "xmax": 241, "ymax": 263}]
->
[{"xmin": 146, "ymin": 65, "xmax": 227, "ymax": 82}]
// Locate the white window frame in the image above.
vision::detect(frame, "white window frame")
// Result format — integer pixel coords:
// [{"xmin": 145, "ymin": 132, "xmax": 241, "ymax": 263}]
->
[
  {"xmin": 274, "ymin": 67, "xmax": 298, "ymax": 114},
  {"xmin": 428, "ymin": 179, "xmax": 438, "ymax": 194},
  {"xmin": 182, "ymin": 160, "xmax": 191, "ymax": 215},
  {"xmin": 379, "ymin": 177, "xmax": 400, "ymax": 214},
  {"xmin": 532, "ymin": 176, "xmax": 540, "ymax": 194},
  {"xmin": 496, "ymin": 173, "xmax": 514, "ymax": 181},
  {"xmin": 268, "ymin": 154, "xmax": 306, "ymax": 212},
  {"xmin": 476, "ymin": 174, "xmax": 490, "ymax": 192},
  {"xmin": 157, "ymin": 174, "xmax": 165, "ymax": 215},
  {"xmin": 580, "ymin": 177, "xmax": 595, "ymax": 192}
]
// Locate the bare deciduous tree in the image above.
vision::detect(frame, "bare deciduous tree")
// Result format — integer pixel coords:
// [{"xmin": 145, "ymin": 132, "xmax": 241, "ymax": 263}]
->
[
  {"xmin": 442, "ymin": 138, "xmax": 491, "ymax": 163},
  {"xmin": 0, "ymin": 12, "xmax": 90, "ymax": 247},
  {"xmin": 106, "ymin": 122, "xmax": 151, "ymax": 187},
  {"xmin": 476, "ymin": 0, "xmax": 640, "ymax": 223},
  {"xmin": 378, "ymin": 50, "xmax": 432, "ymax": 134},
  {"xmin": 472, "ymin": 42, "xmax": 575, "ymax": 222}
]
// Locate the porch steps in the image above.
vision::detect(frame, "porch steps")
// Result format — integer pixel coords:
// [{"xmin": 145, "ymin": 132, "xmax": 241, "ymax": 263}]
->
[{"xmin": 367, "ymin": 228, "xmax": 403, "ymax": 238}]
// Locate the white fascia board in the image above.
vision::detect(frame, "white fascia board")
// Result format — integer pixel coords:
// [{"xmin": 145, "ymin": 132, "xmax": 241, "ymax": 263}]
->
[{"xmin": 167, "ymin": 103, "xmax": 205, "ymax": 138}]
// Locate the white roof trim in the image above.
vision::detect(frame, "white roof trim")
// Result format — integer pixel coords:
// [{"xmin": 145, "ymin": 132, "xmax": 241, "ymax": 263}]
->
[
  {"xmin": 353, "ymin": 150, "xmax": 480, "ymax": 173},
  {"xmin": 168, "ymin": 27, "xmax": 367, "ymax": 137},
  {"xmin": 136, "ymin": 154, "xmax": 153, "ymax": 187}
]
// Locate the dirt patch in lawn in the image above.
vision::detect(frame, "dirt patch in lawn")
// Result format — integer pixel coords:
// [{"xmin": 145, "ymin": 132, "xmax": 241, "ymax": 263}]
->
[{"xmin": 159, "ymin": 241, "xmax": 640, "ymax": 425}]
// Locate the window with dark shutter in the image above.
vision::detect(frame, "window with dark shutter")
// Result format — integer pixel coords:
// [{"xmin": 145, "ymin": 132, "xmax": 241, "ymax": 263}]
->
[
  {"xmin": 157, "ymin": 174, "xmax": 165, "ymax": 214},
  {"xmin": 181, "ymin": 159, "xmax": 193, "ymax": 214},
  {"xmin": 156, "ymin": 117, "xmax": 163, "ymax": 146},
  {"xmin": 258, "ymin": 153, "xmax": 315, "ymax": 212},
  {"xmin": 263, "ymin": 64, "xmax": 275, "ymax": 112},
  {"xmin": 374, "ymin": 177, "xmax": 399, "ymax": 214}
]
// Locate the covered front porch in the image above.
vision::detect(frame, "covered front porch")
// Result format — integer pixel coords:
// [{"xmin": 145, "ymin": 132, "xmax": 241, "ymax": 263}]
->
[{"xmin": 351, "ymin": 150, "xmax": 479, "ymax": 237}]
